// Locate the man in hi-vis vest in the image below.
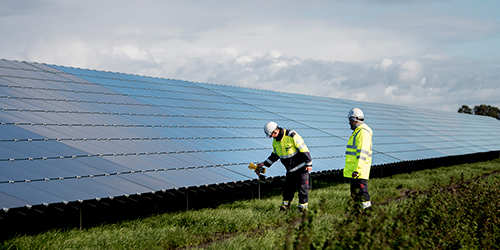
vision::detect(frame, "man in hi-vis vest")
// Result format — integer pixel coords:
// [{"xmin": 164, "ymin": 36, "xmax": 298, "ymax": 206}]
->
[
  {"xmin": 256, "ymin": 122, "xmax": 312, "ymax": 212},
  {"xmin": 344, "ymin": 108, "xmax": 373, "ymax": 209}
]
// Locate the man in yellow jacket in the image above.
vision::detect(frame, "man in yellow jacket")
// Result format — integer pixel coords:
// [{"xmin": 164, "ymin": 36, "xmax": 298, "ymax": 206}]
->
[
  {"xmin": 344, "ymin": 107, "xmax": 373, "ymax": 209},
  {"xmin": 256, "ymin": 121, "xmax": 313, "ymax": 212}
]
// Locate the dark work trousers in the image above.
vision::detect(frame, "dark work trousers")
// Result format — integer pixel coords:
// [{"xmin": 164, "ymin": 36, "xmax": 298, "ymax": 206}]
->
[
  {"xmin": 349, "ymin": 178, "xmax": 370, "ymax": 202},
  {"xmin": 283, "ymin": 169, "xmax": 309, "ymax": 204}
]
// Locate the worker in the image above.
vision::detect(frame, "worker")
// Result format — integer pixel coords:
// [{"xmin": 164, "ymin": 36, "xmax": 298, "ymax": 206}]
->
[
  {"xmin": 344, "ymin": 107, "xmax": 373, "ymax": 209},
  {"xmin": 256, "ymin": 122, "xmax": 313, "ymax": 212}
]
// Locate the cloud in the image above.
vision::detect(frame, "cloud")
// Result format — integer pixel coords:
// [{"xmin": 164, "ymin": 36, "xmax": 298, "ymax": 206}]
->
[
  {"xmin": 398, "ymin": 60, "xmax": 423, "ymax": 82},
  {"xmin": 1, "ymin": 0, "xmax": 500, "ymax": 113},
  {"xmin": 23, "ymin": 37, "xmax": 98, "ymax": 67},
  {"xmin": 377, "ymin": 58, "xmax": 394, "ymax": 71}
]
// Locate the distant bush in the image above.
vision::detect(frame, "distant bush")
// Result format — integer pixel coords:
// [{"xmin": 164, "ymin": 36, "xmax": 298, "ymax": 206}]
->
[
  {"xmin": 459, "ymin": 104, "xmax": 500, "ymax": 119},
  {"xmin": 287, "ymin": 174, "xmax": 500, "ymax": 249}
]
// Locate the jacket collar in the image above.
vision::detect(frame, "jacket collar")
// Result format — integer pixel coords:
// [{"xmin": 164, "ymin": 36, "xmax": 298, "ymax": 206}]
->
[{"xmin": 275, "ymin": 128, "xmax": 285, "ymax": 141}]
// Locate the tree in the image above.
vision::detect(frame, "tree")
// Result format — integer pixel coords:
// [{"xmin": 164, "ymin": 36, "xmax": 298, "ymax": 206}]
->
[
  {"xmin": 474, "ymin": 104, "xmax": 499, "ymax": 119},
  {"xmin": 458, "ymin": 104, "xmax": 500, "ymax": 120},
  {"xmin": 457, "ymin": 105, "xmax": 473, "ymax": 114}
]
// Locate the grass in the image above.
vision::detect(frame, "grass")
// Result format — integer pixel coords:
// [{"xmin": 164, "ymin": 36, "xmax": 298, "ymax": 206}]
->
[{"xmin": 2, "ymin": 159, "xmax": 500, "ymax": 249}]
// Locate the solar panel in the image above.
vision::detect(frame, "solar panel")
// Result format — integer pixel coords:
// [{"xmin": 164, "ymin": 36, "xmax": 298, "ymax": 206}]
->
[{"xmin": 1, "ymin": 59, "xmax": 499, "ymax": 211}]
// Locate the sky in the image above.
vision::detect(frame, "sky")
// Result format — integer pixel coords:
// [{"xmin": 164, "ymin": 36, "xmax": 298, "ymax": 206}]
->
[{"xmin": 1, "ymin": 0, "xmax": 499, "ymax": 113}]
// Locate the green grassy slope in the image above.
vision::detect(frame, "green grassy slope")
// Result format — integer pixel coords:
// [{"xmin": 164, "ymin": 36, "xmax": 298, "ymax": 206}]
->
[{"xmin": 3, "ymin": 159, "xmax": 500, "ymax": 249}]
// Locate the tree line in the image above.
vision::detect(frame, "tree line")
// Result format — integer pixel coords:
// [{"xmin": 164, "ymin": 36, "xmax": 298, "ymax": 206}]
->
[{"xmin": 458, "ymin": 104, "xmax": 500, "ymax": 120}]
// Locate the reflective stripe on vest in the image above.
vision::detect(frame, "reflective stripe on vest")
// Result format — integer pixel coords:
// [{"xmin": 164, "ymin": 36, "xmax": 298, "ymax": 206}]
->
[
  {"xmin": 346, "ymin": 127, "xmax": 372, "ymax": 159},
  {"xmin": 273, "ymin": 130, "xmax": 305, "ymax": 160}
]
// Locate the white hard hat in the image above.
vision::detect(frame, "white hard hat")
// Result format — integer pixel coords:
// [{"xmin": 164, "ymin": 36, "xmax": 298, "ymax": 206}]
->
[
  {"xmin": 264, "ymin": 122, "xmax": 278, "ymax": 137},
  {"xmin": 347, "ymin": 107, "xmax": 364, "ymax": 120}
]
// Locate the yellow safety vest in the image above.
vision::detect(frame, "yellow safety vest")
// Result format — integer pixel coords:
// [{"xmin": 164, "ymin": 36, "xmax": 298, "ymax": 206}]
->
[
  {"xmin": 265, "ymin": 129, "xmax": 312, "ymax": 172},
  {"xmin": 344, "ymin": 123, "xmax": 373, "ymax": 179}
]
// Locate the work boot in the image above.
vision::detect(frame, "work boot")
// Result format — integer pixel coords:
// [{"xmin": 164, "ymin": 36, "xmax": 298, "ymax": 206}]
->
[
  {"xmin": 362, "ymin": 201, "xmax": 372, "ymax": 209},
  {"xmin": 280, "ymin": 201, "xmax": 290, "ymax": 212},
  {"xmin": 298, "ymin": 203, "xmax": 308, "ymax": 213}
]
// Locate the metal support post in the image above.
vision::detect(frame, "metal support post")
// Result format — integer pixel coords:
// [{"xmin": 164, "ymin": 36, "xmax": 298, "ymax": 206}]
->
[
  {"xmin": 186, "ymin": 188, "xmax": 189, "ymax": 211},
  {"xmin": 258, "ymin": 178, "xmax": 261, "ymax": 200},
  {"xmin": 79, "ymin": 206, "xmax": 83, "ymax": 230}
]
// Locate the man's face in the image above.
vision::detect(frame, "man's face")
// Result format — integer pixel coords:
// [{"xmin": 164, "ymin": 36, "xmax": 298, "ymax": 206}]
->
[
  {"xmin": 270, "ymin": 129, "xmax": 279, "ymax": 138},
  {"xmin": 349, "ymin": 117, "xmax": 357, "ymax": 130}
]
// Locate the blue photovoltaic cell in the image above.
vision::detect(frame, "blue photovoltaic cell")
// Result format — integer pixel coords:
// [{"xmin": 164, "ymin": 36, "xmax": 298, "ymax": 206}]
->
[{"xmin": 0, "ymin": 59, "xmax": 499, "ymax": 210}]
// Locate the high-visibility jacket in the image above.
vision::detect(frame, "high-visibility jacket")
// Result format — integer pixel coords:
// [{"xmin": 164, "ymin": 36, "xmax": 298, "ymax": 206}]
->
[
  {"xmin": 264, "ymin": 128, "xmax": 312, "ymax": 172},
  {"xmin": 344, "ymin": 123, "xmax": 373, "ymax": 179}
]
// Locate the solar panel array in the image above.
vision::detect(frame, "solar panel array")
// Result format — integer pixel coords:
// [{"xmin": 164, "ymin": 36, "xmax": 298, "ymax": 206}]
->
[{"xmin": 1, "ymin": 59, "xmax": 499, "ymax": 211}]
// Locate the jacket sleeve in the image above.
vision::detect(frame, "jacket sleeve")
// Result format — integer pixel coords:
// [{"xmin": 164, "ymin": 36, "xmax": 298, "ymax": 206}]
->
[
  {"xmin": 293, "ymin": 133, "xmax": 312, "ymax": 166},
  {"xmin": 303, "ymin": 152, "xmax": 313, "ymax": 166},
  {"xmin": 264, "ymin": 152, "xmax": 280, "ymax": 167},
  {"xmin": 355, "ymin": 129, "xmax": 372, "ymax": 174}
]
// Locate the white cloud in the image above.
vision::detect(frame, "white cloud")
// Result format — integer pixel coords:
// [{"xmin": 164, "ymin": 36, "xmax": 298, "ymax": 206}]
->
[
  {"xmin": 420, "ymin": 77, "xmax": 427, "ymax": 86},
  {"xmin": 377, "ymin": 58, "xmax": 394, "ymax": 71},
  {"xmin": 384, "ymin": 85, "xmax": 397, "ymax": 96},
  {"xmin": 398, "ymin": 60, "xmax": 423, "ymax": 82},
  {"xmin": 24, "ymin": 37, "xmax": 98, "ymax": 68},
  {"xmin": 1, "ymin": 0, "xmax": 500, "ymax": 112},
  {"xmin": 112, "ymin": 45, "xmax": 152, "ymax": 61},
  {"xmin": 235, "ymin": 55, "xmax": 254, "ymax": 65}
]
